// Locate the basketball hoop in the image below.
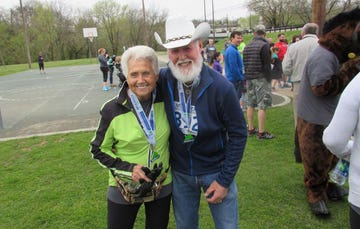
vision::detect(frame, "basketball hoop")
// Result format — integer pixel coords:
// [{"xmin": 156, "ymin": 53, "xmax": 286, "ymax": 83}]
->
[
  {"xmin": 83, "ymin": 28, "xmax": 98, "ymax": 42},
  {"xmin": 82, "ymin": 27, "xmax": 98, "ymax": 58},
  {"xmin": 87, "ymin": 31, "xmax": 94, "ymax": 43}
]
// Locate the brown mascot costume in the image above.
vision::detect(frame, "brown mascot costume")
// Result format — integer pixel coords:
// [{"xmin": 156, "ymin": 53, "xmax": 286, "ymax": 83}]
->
[{"xmin": 296, "ymin": 8, "xmax": 360, "ymax": 217}]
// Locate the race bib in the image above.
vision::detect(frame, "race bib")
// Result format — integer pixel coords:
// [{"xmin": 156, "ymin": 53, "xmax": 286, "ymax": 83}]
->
[{"xmin": 174, "ymin": 101, "xmax": 198, "ymax": 136}]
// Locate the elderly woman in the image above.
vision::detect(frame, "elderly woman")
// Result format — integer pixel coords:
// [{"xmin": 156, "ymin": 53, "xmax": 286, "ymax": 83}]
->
[{"xmin": 90, "ymin": 46, "xmax": 171, "ymax": 229}]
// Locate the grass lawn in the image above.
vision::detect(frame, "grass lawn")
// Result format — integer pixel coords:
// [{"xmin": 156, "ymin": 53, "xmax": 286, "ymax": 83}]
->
[
  {"xmin": 0, "ymin": 102, "xmax": 350, "ymax": 228},
  {"xmin": 0, "ymin": 58, "xmax": 98, "ymax": 77}
]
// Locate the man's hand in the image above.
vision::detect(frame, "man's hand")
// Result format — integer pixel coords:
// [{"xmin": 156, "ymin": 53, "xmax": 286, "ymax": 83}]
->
[{"xmin": 204, "ymin": 180, "xmax": 228, "ymax": 204}]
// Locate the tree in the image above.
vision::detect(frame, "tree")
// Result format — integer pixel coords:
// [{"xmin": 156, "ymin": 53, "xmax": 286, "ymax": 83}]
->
[
  {"xmin": 30, "ymin": 3, "xmax": 57, "ymax": 61},
  {"xmin": 93, "ymin": 0, "xmax": 128, "ymax": 55},
  {"xmin": 0, "ymin": 10, "xmax": 15, "ymax": 65},
  {"xmin": 143, "ymin": 10, "xmax": 167, "ymax": 48},
  {"xmin": 247, "ymin": 0, "xmax": 360, "ymax": 28},
  {"xmin": 72, "ymin": 13, "xmax": 97, "ymax": 59},
  {"xmin": 0, "ymin": 6, "xmax": 35, "ymax": 64},
  {"xmin": 290, "ymin": 0, "xmax": 312, "ymax": 24},
  {"xmin": 247, "ymin": 0, "xmax": 294, "ymax": 27}
]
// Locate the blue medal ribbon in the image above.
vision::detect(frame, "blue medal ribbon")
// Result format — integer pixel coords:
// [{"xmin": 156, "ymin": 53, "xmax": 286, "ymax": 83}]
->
[
  {"xmin": 177, "ymin": 80, "xmax": 198, "ymax": 143},
  {"xmin": 177, "ymin": 80, "xmax": 192, "ymax": 136},
  {"xmin": 128, "ymin": 89, "xmax": 157, "ymax": 166}
]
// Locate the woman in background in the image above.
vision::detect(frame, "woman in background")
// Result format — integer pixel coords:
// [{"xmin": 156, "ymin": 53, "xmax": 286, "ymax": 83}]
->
[
  {"xmin": 38, "ymin": 52, "xmax": 45, "ymax": 74},
  {"xmin": 98, "ymin": 48, "xmax": 110, "ymax": 91},
  {"xmin": 209, "ymin": 52, "xmax": 223, "ymax": 75},
  {"xmin": 270, "ymin": 46, "xmax": 282, "ymax": 90}
]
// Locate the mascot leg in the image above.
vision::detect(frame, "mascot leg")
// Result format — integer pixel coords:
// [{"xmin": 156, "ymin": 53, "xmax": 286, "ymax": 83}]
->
[
  {"xmin": 297, "ymin": 118, "xmax": 338, "ymax": 216},
  {"xmin": 294, "ymin": 129, "xmax": 302, "ymax": 163}
]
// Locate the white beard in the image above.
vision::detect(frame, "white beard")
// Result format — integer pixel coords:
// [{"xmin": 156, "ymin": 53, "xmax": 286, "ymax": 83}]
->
[{"xmin": 169, "ymin": 55, "xmax": 203, "ymax": 83}]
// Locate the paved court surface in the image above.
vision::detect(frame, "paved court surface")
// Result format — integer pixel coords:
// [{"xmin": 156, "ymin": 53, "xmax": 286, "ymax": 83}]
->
[
  {"xmin": 0, "ymin": 64, "xmax": 120, "ymax": 140},
  {"xmin": 0, "ymin": 61, "xmax": 290, "ymax": 141}
]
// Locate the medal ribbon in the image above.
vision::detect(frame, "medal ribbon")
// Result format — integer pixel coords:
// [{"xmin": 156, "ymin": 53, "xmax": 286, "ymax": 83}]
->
[
  {"xmin": 128, "ymin": 89, "xmax": 156, "ymax": 150},
  {"xmin": 177, "ymin": 80, "xmax": 192, "ymax": 135}
]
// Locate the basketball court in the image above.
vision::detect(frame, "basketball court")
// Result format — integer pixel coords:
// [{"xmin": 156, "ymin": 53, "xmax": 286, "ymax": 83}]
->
[
  {"xmin": 0, "ymin": 60, "xmax": 290, "ymax": 141},
  {"xmin": 0, "ymin": 64, "xmax": 120, "ymax": 140}
]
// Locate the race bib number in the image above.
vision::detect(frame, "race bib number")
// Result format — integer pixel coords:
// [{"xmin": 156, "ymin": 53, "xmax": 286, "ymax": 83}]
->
[{"xmin": 174, "ymin": 101, "xmax": 198, "ymax": 136}]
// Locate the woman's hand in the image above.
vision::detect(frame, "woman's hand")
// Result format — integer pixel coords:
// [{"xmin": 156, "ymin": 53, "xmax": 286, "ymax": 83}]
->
[{"xmin": 132, "ymin": 164, "xmax": 152, "ymax": 183}]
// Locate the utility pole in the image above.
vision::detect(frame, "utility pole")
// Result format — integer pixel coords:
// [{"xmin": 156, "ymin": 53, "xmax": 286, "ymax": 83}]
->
[
  {"xmin": 20, "ymin": 0, "xmax": 32, "ymax": 69},
  {"xmin": 226, "ymin": 15, "xmax": 229, "ymax": 35},
  {"xmin": 141, "ymin": 0, "xmax": 147, "ymax": 45},
  {"xmin": 312, "ymin": 0, "xmax": 326, "ymax": 36},
  {"xmin": 249, "ymin": 11, "xmax": 252, "ymax": 30},
  {"xmin": 203, "ymin": 0, "xmax": 207, "ymax": 21},
  {"xmin": 211, "ymin": 0, "xmax": 215, "ymax": 40}
]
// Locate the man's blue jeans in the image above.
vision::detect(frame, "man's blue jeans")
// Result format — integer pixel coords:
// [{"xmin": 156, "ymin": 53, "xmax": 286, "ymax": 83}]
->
[
  {"xmin": 172, "ymin": 170, "xmax": 239, "ymax": 229},
  {"xmin": 231, "ymin": 80, "xmax": 243, "ymax": 100}
]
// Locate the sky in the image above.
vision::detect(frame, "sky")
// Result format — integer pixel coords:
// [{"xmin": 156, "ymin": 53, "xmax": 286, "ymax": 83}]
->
[{"xmin": 1, "ymin": 0, "xmax": 249, "ymax": 20}]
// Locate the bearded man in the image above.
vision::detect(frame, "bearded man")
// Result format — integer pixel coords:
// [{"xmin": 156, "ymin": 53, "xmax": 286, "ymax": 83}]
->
[{"xmin": 155, "ymin": 16, "xmax": 247, "ymax": 229}]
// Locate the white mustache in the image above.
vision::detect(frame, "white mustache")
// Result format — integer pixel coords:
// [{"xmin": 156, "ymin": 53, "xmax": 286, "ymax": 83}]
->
[{"xmin": 176, "ymin": 59, "xmax": 193, "ymax": 66}]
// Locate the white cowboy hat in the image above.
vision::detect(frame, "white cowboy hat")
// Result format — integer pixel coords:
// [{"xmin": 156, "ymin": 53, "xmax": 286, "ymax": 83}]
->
[{"xmin": 154, "ymin": 16, "xmax": 211, "ymax": 49}]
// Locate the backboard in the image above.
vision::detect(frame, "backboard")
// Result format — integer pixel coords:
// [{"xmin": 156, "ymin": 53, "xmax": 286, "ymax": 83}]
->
[{"xmin": 83, "ymin": 27, "xmax": 98, "ymax": 38}]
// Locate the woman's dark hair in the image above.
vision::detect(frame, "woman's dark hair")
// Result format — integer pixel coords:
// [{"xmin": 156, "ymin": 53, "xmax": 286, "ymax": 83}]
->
[
  {"xmin": 292, "ymin": 35, "xmax": 302, "ymax": 43},
  {"xmin": 209, "ymin": 52, "xmax": 221, "ymax": 66}
]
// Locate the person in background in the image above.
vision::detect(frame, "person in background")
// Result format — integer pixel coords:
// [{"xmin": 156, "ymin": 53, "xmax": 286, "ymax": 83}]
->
[
  {"xmin": 239, "ymin": 80, "xmax": 248, "ymax": 110},
  {"xmin": 98, "ymin": 48, "xmax": 110, "ymax": 91},
  {"xmin": 296, "ymin": 8, "xmax": 360, "ymax": 216},
  {"xmin": 90, "ymin": 45, "xmax": 172, "ymax": 229},
  {"xmin": 267, "ymin": 37, "xmax": 274, "ymax": 48},
  {"xmin": 274, "ymin": 33, "xmax": 289, "ymax": 88},
  {"xmin": 201, "ymin": 49, "xmax": 205, "ymax": 62},
  {"xmin": 209, "ymin": 51, "xmax": 223, "ymax": 75},
  {"xmin": 323, "ymin": 72, "xmax": 360, "ymax": 228},
  {"xmin": 243, "ymin": 25, "xmax": 274, "ymax": 140},
  {"xmin": 224, "ymin": 31, "xmax": 245, "ymax": 103},
  {"xmin": 270, "ymin": 46, "xmax": 282, "ymax": 90},
  {"xmin": 237, "ymin": 33, "xmax": 246, "ymax": 58},
  {"xmin": 282, "ymin": 23, "xmax": 319, "ymax": 163},
  {"xmin": 154, "ymin": 16, "xmax": 247, "ymax": 229},
  {"xmin": 224, "ymin": 39, "xmax": 230, "ymax": 50},
  {"xmin": 237, "ymin": 34, "xmax": 247, "ymax": 110},
  {"xmin": 114, "ymin": 55, "xmax": 126, "ymax": 87},
  {"xmin": 38, "ymin": 52, "xmax": 45, "ymax": 74},
  {"xmin": 107, "ymin": 54, "xmax": 116, "ymax": 88},
  {"xmin": 204, "ymin": 38, "xmax": 217, "ymax": 63},
  {"xmin": 291, "ymin": 34, "xmax": 302, "ymax": 44}
]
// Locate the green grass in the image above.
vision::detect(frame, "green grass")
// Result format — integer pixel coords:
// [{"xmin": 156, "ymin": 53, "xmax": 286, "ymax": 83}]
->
[
  {"xmin": 0, "ymin": 58, "xmax": 98, "ymax": 77},
  {"xmin": 0, "ymin": 102, "xmax": 350, "ymax": 228}
]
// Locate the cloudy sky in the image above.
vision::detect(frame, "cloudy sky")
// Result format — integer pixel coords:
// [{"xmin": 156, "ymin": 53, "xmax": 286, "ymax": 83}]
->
[{"xmin": 2, "ymin": 0, "xmax": 249, "ymax": 20}]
